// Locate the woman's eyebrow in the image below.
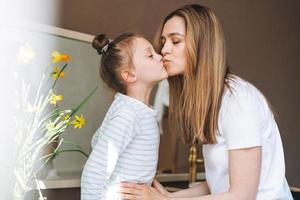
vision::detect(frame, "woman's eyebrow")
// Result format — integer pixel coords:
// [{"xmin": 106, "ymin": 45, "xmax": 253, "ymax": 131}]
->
[{"xmin": 161, "ymin": 32, "xmax": 185, "ymax": 39}]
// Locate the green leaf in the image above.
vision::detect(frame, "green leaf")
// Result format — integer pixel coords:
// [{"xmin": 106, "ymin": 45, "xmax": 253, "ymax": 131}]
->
[
  {"xmin": 69, "ymin": 86, "xmax": 98, "ymax": 118},
  {"xmin": 55, "ymin": 149, "xmax": 88, "ymax": 158}
]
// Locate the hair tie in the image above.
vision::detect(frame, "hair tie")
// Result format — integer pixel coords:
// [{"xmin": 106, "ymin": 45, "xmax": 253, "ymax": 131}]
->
[{"xmin": 101, "ymin": 39, "xmax": 113, "ymax": 54}]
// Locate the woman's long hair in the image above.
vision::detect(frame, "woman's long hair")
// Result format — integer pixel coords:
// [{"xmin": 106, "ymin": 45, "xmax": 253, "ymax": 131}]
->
[{"xmin": 155, "ymin": 4, "xmax": 231, "ymax": 144}]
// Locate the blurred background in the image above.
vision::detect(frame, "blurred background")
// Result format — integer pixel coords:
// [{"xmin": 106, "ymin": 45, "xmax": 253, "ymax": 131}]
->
[{"xmin": 2, "ymin": 0, "xmax": 300, "ymax": 199}]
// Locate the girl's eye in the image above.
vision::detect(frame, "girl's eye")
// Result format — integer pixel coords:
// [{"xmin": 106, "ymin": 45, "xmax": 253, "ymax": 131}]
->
[
  {"xmin": 149, "ymin": 54, "xmax": 153, "ymax": 58},
  {"xmin": 173, "ymin": 40, "xmax": 180, "ymax": 44}
]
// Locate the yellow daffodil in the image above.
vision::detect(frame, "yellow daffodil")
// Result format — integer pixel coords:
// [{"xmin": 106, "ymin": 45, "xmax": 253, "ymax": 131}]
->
[
  {"xmin": 62, "ymin": 114, "xmax": 72, "ymax": 125},
  {"xmin": 71, "ymin": 114, "xmax": 85, "ymax": 129},
  {"xmin": 50, "ymin": 93, "xmax": 63, "ymax": 106},
  {"xmin": 51, "ymin": 51, "xmax": 71, "ymax": 63},
  {"xmin": 46, "ymin": 121, "xmax": 56, "ymax": 130},
  {"xmin": 63, "ymin": 114, "xmax": 70, "ymax": 121},
  {"xmin": 25, "ymin": 103, "xmax": 39, "ymax": 113},
  {"xmin": 17, "ymin": 43, "xmax": 36, "ymax": 66},
  {"xmin": 51, "ymin": 66, "xmax": 65, "ymax": 79}
]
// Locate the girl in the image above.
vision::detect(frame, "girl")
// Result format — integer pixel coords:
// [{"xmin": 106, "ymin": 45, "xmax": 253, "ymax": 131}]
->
[
  {"xmin": 119, "ymin": 4, "xmax": 293, "ymax": 200},
  {"xmin": 81, "ymin": 33, "xmax": 168, "ymax": 199}
]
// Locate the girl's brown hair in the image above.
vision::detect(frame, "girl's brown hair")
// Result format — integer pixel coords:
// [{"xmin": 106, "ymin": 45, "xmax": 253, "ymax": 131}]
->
[{"xmin": 92, "ymin": 33, "xmax": 142, "ymax": 94}]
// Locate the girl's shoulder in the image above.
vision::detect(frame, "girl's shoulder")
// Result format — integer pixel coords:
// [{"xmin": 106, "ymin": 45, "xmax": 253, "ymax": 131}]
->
[{"xmin": 108, "ymin": 95, "xmax": 139, "ymax": 121}]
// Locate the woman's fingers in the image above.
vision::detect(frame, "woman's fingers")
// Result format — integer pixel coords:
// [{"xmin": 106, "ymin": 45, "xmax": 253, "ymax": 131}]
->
[
  {"xmin": 118, "ymin": 186, "xmax": 140, "ymax": 195},
  {"xmin": 118, "ymin": 183, "xmax": 141, "ymax": 199},
  {"xmin": 119, "ymin": 182, "xmax": 150, "ymax": 199},
  {"xmin": 121, "ymin": 182, "xmax": 142, "ymax": 190},
  {"xmin": 152, "ymin": 179, "xmax": 168, "ymax": 195},
  {"xmin": 152, "ymin": 179, "xmax": 162, "ymax": 188},
  {"xmin": 119, "ymin": 193, "xmax": 142, "ymax": 200},
  {"xmin": 119, "ymin": 182, "xmax": 167, "ymax": 199}
]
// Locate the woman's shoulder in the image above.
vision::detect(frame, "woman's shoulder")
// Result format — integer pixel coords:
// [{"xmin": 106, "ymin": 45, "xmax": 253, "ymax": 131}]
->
[
  {"xmin": 218, "ymin": 75, "xmax": 272, "ymax": 149},
  {"xmin": 225, "ymin": 75, "xmax": 264, "ymax": 102},
  {"xmin": 221, "ymin": 75, "xmax": 271, "ymax": 117}
]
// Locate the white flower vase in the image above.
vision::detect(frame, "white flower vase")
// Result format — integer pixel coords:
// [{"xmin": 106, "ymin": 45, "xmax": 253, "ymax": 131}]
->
[
  {"xmin": 45, "ymin": 159, "xmax": 60, "ymax": 179},
  {"xmin": 38, "ymin": 138, "xmax": 60, "ymax": 180}
]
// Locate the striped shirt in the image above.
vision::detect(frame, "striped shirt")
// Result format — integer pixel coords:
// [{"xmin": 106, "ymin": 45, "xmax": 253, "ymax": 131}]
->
[{"xmin": 81, "ymin": 93, "xmax": 160, "ymax": 200}]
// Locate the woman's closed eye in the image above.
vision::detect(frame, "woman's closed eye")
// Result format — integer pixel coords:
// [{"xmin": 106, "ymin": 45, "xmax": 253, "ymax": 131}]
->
[
  {"xmin": 172, "ymin": 39, "xmax": 181, "ymax": 44},
  {"xmin": 161, "ymin": 39, "xmax": 181, "ymax": 45}
]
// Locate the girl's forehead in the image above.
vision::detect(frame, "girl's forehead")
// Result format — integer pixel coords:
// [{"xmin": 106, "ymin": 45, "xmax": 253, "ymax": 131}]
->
[
  {"xmin": 133, "ymin": 38, "xmax": 152, "ymax": 52},
  {"xmin": 134, "ymin": 37, "xmax": 150, "ymax": 46}
]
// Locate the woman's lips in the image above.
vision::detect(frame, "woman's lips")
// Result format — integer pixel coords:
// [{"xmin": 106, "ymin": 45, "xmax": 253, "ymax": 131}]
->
[{"xmin": 163, "ymin": 59, "xmax": 171, "ymax": 64}]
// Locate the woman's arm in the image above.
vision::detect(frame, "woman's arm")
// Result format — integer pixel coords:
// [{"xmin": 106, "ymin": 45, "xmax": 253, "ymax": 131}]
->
[
  {"xmin": 167, "ymin": 181, "xmax": 210, "ymax": 197},
  {"xmin": 119, "ymin": 146, "xmax": 261, "ymax": 200},
  {"xmin": 168, "ymin": 146, "xmax": 262, "ymax": 200}
]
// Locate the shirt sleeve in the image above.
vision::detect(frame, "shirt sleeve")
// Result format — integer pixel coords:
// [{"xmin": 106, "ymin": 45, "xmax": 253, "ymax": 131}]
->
[
  {"xmin": 220, "ymin": 85, "xmax": 265, "ymax": 150},
  {"xmin": 81, "ymin": 108, "xmax": 138, "ymax": 200}
]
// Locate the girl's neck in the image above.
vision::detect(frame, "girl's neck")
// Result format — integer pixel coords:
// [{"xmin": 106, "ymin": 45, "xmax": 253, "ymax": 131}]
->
[{"xmin": 126, "ymin": 85, "xmax": 153, "ymax": 106}]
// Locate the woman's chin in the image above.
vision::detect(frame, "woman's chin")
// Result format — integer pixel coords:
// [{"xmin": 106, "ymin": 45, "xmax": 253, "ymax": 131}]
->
[
  {"xmin": 162, "ymin": 70, "xmax": 169, "ymax": 79},
  {"xmin": 158, "ymin": 74, "xmax": 168, "ymax": 82},
  {"xmin": 167, "ymin": 70, "xmax": 181, "ymax": 77},
  {"xmin": 164, "ymin": 65, "xmax": 182, "ymax": 76}
]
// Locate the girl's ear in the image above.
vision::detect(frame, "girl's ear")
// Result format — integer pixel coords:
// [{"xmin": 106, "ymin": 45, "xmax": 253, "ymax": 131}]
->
[{"xmin": 120, "ymin": 69, "xmax": 137, "ymax": 83}]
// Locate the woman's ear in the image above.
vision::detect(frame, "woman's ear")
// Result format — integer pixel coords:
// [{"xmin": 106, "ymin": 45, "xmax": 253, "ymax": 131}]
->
[{"xmin": 120, "ymin": 69, "xmax": 137, "ymax": 83}]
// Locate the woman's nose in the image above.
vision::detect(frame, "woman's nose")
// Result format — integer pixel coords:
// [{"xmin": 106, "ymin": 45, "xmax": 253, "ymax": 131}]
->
[{"xmin": 161, "ymin": 43, "xmax": 171, "ymax": 55}]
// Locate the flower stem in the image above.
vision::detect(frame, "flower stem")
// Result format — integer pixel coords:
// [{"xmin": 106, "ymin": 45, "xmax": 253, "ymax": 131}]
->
[{"xmin": 56, "ymin": 149, "xmax": 89, "ymax": 157}]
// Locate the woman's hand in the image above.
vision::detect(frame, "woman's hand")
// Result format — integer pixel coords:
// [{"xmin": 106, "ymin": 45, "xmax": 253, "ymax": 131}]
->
[
  {"xmin": 152, "ymin": 179, "xmax": 170, "ymax": 196},
  {"xmin": 119, "ymin": 181, "xmax": 169, "ymax": 200}
]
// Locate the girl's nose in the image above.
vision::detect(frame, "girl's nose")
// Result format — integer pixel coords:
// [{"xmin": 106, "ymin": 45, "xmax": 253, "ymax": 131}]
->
[
  {"xmin": 153, "ymin": 52, "xmax": 162, "ymax": 62},
  {"xmin": 157, "ymin": 54, "xmax": 162, "ymax": 61}
]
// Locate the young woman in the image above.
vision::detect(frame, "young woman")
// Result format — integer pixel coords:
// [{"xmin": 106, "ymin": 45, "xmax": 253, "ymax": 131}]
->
[
  {"xmin": 81, "ymin": 33, "xmax": 168, "ymax": 199},
  {"xmin": 119, "ymin": 4, "xmax": 293, "ymax": 200}
]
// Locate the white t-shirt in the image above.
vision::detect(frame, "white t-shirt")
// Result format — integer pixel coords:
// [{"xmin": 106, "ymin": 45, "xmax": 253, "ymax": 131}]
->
[{"xmin": 203, "ymin": 76, "xmax": 293, "ymax": 199}]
